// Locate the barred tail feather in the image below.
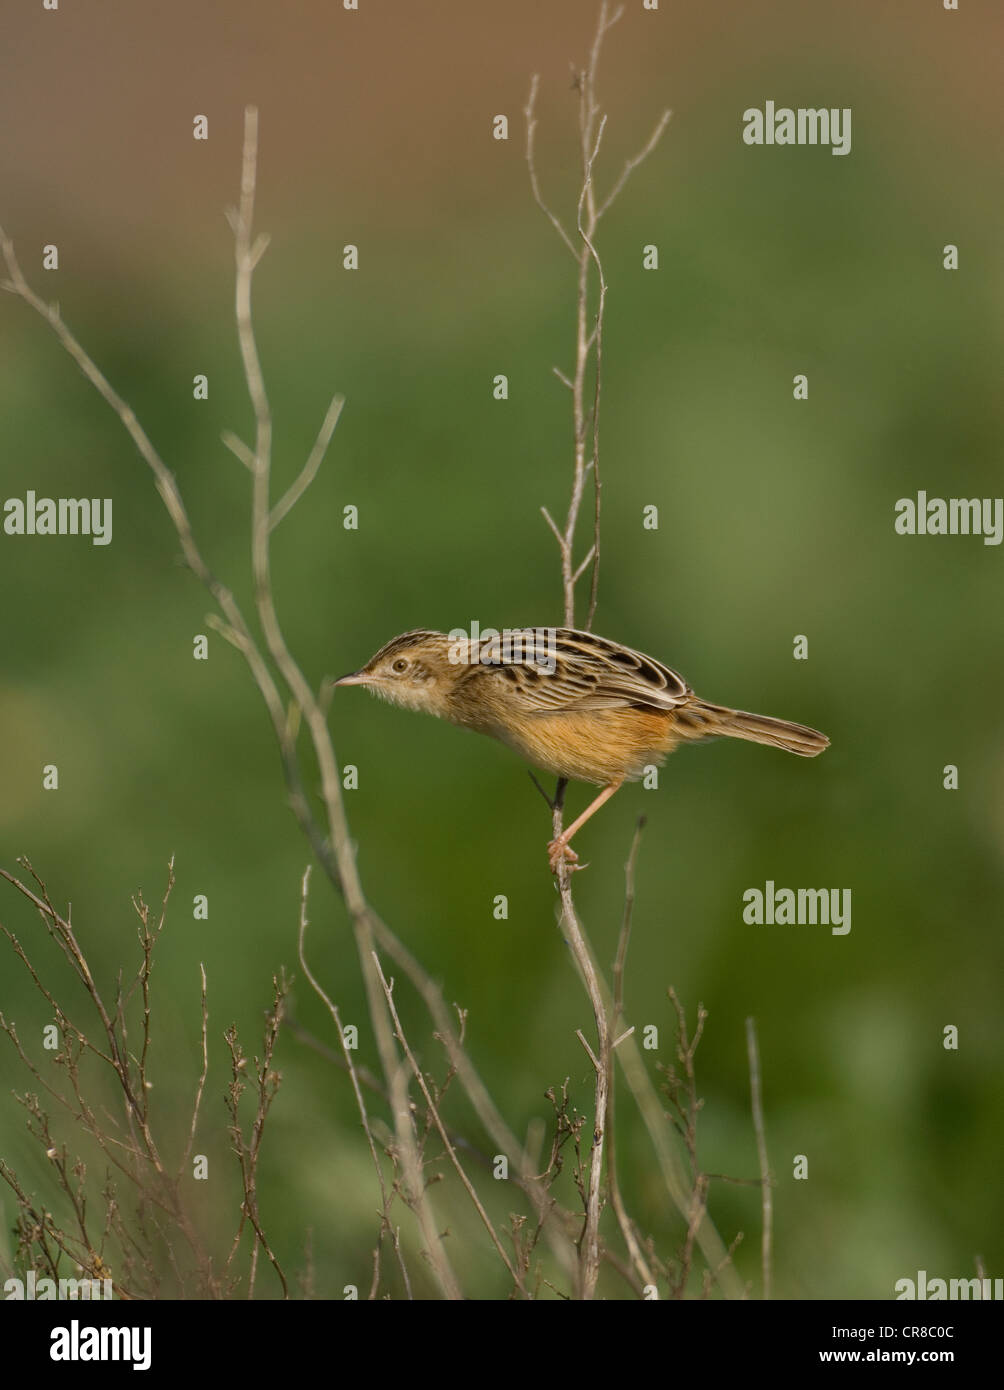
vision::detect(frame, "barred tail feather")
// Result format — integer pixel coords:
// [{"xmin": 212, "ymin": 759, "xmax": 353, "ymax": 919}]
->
[{"xmin": 686, "ymin": 699, "xmax": 829, "ymax": 757}]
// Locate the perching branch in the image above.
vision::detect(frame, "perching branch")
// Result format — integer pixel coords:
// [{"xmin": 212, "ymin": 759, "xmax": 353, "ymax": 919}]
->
[
  {"xmin": 605, "ymin": 819, "xmax": 655, "ymax": 1291},
  {"xmin": 528, "ymin": 0, "xmax": 674, "ymax": 1303}
]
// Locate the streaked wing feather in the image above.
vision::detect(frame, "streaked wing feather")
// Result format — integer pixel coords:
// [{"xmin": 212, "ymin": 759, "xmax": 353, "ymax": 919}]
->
[{"xmin": 472, "ymin": 627, "xmax": 691, "ymax": 714}]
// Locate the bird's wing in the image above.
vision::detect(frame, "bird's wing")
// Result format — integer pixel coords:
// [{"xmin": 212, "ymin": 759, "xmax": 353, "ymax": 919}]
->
[{"xmin": 470, "ymin": 627, "xmax": 692, "ymax": 714}]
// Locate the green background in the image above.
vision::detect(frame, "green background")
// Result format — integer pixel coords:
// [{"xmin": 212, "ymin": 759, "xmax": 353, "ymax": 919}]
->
[{"xmin": 1, "ymin": 0, "xmax": 1001, "ymax": 1298}]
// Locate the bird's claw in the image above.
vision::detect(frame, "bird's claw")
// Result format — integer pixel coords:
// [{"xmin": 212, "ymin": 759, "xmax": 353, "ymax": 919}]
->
[{"xmin": 547, "ymin": 839, "xmax": 587, "ymax": 875}]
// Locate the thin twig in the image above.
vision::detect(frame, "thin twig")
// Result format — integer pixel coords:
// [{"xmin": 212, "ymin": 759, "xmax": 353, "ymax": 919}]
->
[
  {"xmin": 524, "ymin": 75, "xmax": 577, "ymax": 258},
  {"xmin": 613, "ymin": 816, "xmax": 645, "ymax": 1023},
  {"xmin": 597, "ymin": 108, "xmax": 673, "ymax": 220},
  {"xmin": 604, "ymin": 819, "xmax": 655, "ymax": 1292},
  {"xmin": 269, "ymin": 393, "xmax": 345, "ymax": 532},
  {"xmin": 554, "ymin": 856, "xmax": 609, "ymax": 1299},
  {"xmin": 745, "ymin": 1015, "xmax": 772, "ymax": 1300},
  {"xmin": 180, "ymin": 963, "xmax": 209, "ymax": 1174}
]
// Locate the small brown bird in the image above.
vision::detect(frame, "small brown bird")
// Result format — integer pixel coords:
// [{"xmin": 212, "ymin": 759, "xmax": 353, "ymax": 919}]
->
[{"xmin": 334, "ymin": 628, "xmax": 829, "ymax": 873}]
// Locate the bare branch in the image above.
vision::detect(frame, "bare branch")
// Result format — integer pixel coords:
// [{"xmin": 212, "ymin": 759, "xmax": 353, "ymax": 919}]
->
[
  {"xmin": 553, "ymin": 848, "xmax": 609, "ymax": 1299},
  {"xmin": 540, "ymin": 505, "xmax": 566, "ymax": 550},
  {"xmin": 269, "ymin": 393, "xmax": 345, "ymax": 532},
  {"xmin": 221, "ymin": 430, "xmax": 257, "ymax": 471},
  {"xmin": 180, "ymin": 964, "xmax": 209, "ymax": 1174},
  {"xmin": 571, "ymin": 545, "xmax": 597, "ymax": 585},
  {"xmin": 575, "ymin": 1028, "xmax": 601, "ymax": 1073},
  {"xmin": 597, "ymin": 108, "xmax": 672, "ymax": 220},
  {"xmin": 575, "ymin": 115, "xmax": 608, "ymax": 632},
  {"xmin": 613, "ymin": 816, "xmax": 645, "ymax": 1022},
  {"xmin": 524, "ymin": 75, "xmax": 578, "ymax": 258},
  {"xmin": 527, "ymin": 770, "xmax": 557, "ymax": 812},
  {"xmin": 605, "ymin": 818, "xmax": 654, "ymax": 1292},
  {"xmin": 0, "ymin": 228, "xmax": 229, "ymax": 610}
]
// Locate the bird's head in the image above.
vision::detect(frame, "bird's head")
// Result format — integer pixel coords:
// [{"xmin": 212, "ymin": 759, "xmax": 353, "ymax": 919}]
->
[{"xmin": 332, "ymin": 630, "xmax": 460, "ymax": 717}]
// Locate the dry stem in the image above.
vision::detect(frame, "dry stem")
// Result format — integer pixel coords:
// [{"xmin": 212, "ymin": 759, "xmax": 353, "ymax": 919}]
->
[{"xmin": 746, "ymin": 1015, "xmax": 773, "ymax": 1299}]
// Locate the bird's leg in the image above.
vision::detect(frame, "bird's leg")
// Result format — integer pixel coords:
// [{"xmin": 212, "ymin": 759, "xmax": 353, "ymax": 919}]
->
[{"xmin": 547, "ymin": 779, "xmax": 624, "ymax": 874}]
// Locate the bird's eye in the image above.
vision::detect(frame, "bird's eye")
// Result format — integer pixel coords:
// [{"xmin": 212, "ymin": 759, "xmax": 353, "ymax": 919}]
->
[{"xmin": 392, "ymin": 658, "xmax": 409, "ymax": 673}]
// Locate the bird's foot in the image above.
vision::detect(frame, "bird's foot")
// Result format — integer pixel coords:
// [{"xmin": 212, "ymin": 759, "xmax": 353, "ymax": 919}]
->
[{"xmin": 547, "ymin": 838, "xmax": 587, "ymax": 875}]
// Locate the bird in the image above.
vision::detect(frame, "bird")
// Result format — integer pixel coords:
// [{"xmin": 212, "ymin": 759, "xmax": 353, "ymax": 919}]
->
[{"xmin": 333, "ymin": 627, "xmax": 829, "ymax": 873}]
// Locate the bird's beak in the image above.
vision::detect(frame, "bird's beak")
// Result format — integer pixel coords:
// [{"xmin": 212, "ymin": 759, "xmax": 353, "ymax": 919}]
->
[{"xmin": 331, "ymin": 671, "xmax": 370, "ymax": 687}]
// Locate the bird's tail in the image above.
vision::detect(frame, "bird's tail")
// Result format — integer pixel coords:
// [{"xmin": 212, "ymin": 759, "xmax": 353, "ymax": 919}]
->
[{"xmin": 681, "ymin": 699, "xmax": 829, "ymax": 757}]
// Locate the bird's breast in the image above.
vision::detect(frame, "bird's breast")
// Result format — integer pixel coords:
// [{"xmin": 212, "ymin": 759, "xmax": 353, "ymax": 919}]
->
[{"xmin": 488, "ymin": 707, "xmax": 678, "ymax": 785}]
